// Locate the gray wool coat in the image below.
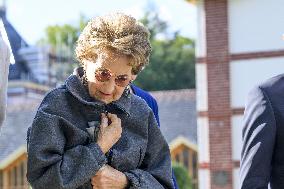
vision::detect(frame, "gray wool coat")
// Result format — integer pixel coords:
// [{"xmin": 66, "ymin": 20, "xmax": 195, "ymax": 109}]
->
[{"xmin": 26, "ymin": 74, "xmax": 174, "ymax": 189}]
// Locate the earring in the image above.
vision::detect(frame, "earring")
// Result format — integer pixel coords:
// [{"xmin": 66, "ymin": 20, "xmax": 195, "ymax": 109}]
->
[
  {"xmin": 124, "ymin": 84, "xmax": 131, "ymax": 97},
  {"xmin": 82, "ymin": 68, "xmax": 88, "ymax": 87}
]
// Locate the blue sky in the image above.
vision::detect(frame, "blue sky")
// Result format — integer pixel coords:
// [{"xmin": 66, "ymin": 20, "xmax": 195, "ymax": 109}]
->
[{"xmin": 4, "ymin": 0, "xmax": 197, "ymax": 45}]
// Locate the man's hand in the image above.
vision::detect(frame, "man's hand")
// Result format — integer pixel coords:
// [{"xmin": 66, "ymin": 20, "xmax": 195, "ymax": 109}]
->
[
  {"xmin": 91, "ymin": 165, "xmax": 129, "ymax": 189},
  {"xmin": 97, "ymin": 113, "xmax": 122, "ymax": 154}
]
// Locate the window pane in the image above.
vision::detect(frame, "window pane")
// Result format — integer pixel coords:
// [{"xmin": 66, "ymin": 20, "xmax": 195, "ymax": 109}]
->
[
  {"xmin": 192, "ymin": 153, "xmax": 198, "ymax": 179},
  {"xmin": 0, "ymin": 171, "xmax": 3, "ymax": 188},
  {"xmin": 14, "ymin": 167, "xmax": 17, "ymax": 186},
  {"xmin": 175, "ymin": 154, "xmax": 180, "ymax": 163},
  {"xmin": 183, "ymin": 149, "xmax": 189, "ymax": 169},
  {"xmin": 21, "ymin": 162, "xmax": 25, "ymax": 185},
  {"xmin": 9, "ymin": 170, "xmax": 12, "ymax": 186}
]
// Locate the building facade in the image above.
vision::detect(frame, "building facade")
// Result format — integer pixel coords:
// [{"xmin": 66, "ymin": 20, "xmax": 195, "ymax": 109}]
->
[
  {"xmin": 188, "ymin": 0, "xmax": 284, "ymax": 188},
  {"xmin": 152, "ymin": 89, "xmax": 198, "ymax": 188}
]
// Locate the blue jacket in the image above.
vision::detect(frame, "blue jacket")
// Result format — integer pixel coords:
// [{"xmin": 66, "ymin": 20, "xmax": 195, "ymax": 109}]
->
[{"xmin": 131, "ymin": 84, "xmax": 179, "ymax": 189}]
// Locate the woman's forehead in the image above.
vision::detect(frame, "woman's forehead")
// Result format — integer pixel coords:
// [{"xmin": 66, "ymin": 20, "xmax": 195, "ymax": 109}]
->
[
  {"xmin": 99, "ymin": 52, "xmax": 132, "ymax": 68},
  {"xmin": 97, "ymin": 50, "xmax": 131, "ymax": 64},
  {"xmin": 97, "ymin": 54, "xmax": 121, "ymax": 66},
  {"xmin": 87, "ymin": 55, "xmax": 132, "ymax": 75}
]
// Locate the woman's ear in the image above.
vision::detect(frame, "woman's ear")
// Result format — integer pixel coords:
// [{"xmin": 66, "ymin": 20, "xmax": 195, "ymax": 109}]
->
[{"xmin": 131, "ymin": 75, "xmax": 137, "ymax": 81}]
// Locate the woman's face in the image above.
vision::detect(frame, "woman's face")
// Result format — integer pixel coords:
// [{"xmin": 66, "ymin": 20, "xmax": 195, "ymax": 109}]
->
[{"xmin": 84, "ymin": 51, "xmax": 133, "ymax": 104}]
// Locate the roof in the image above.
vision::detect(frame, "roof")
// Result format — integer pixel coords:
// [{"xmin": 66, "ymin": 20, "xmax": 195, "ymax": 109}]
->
[
  {"xmin": 0, "ymin": 7, "xmax": 29, "ymax": 80},
  {"xmin": 0, "ymin": 94, "xmax": 42, "ymax": 167},
  {"xmin": 151, "ymin": 89, "xmax": 197, "ymax": 147}
]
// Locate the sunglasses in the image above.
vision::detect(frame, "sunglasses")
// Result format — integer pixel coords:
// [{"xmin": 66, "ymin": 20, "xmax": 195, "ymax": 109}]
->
[{"xmin": 95, "ymin": 68, "xmax": 131, "ymax": 87}]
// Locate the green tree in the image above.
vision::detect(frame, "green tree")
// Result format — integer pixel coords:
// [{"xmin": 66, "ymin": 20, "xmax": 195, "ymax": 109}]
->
[
  {"xmin": 39, "ymin": 14, "xmax": 88, "ymax": 49},
  {"xmin": 38, "ymin": 15, "xmax": 88, "ymax": 84},
  {"xmin": 40, "ymin": 13, "xmax": 195, "ymax": 90},
  {"xmin": 172, "ymin": 162, "xmax": 192, "ymax": 189},
  {"xmin": 134, "ymin": 12, "xmax": 195, "ymax": 91}
]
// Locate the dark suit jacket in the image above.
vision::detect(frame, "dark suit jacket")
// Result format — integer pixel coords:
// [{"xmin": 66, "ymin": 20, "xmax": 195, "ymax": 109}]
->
[{"xmin": 240, "ymin": 74, "xmax": 284, "ymax": 189}]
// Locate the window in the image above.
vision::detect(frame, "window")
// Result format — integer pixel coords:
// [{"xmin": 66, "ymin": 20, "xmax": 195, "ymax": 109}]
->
[
  {"xmin": 8, "ymin": 169, "xmax": 12, "ymax": 187},
  {"xmin": 192, "ymin": 152, "xmax": 198, "ymax": 189},
  {"xmin": 183, "ymin": 149, "xmax": 190, "ymax": 169},
  {"xmin": 13, "ymin": 167, "xmax": 18, "ymax": 186},
  {"xmin": 192, "ymin": 153, "xmax": 197, "ymax": 179},
  {"xmin": 2, "ymin": 158, "xmax": 30, "ymax": 189},
  {"xmin": 0, "ymin": 171, "xmax": 3, "ymax": 189},
  {"xmin": 175, "ymin": 154, "xmax": 180, "ymax": 163},
  {"xmin": 20, "ymin": 162, "xmax": 25, "ymax": 186}
]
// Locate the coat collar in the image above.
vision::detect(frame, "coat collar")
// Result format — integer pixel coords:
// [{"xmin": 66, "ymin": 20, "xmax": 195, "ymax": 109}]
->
[{"xmin": 65, "ymin": 68, "xmax": 131, "ymax": 116}]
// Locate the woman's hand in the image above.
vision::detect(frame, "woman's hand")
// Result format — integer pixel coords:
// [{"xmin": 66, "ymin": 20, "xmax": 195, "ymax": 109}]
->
[
  {"xmin": 97, "ymin": 113, "xmax": 122, "ymax": 154},
  {"xmin": 91, "ymin": 165, "xmax": 129, "ymax": 189}
]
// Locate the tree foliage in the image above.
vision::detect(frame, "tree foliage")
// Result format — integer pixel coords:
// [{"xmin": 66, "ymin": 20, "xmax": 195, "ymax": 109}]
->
[
  {"xmin": 39, "ymin": 15, "xmax": 88, "ymax": 49},
  {"xmin": 40, "ymin": 13, "xmax": 195, "ymax": 90},
  {"xmin": 38, "ymin": 15, "xmax": 88, "ymax": 84},
  {"xmin": 134, "ymin": 12, "xmax": 195, "ymax": 91},
  {"xmin": 172, "ymin": 162, "xmax": 193, "ymax": 189}
]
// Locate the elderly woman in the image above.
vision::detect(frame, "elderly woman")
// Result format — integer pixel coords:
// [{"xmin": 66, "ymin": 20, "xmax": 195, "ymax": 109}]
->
[{"xmin": 26, "ymin": 13, "xmax": 174, "ymax": 189}]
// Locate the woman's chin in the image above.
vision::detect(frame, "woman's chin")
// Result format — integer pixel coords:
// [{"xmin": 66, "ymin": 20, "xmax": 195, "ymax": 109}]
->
[
  {"xmin": 101, "ymin": 99, "xmax": 112, "ymax": 104},
  {"xmin": 97, "ymin": 96, "xmax": 114, "ymax": 104}
]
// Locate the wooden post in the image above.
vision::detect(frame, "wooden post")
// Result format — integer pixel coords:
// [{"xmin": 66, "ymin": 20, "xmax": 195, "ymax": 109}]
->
[{"xmin": 3, "ymin": 170, "xmax": 8, "ymax": 189}]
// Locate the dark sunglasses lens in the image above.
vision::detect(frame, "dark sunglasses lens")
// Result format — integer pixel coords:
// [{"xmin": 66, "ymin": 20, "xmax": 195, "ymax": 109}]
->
[
  {"xmin": 95, "ymin": 69, "xmax": 111, "ymax": 82},
  {"xmin": 115, "ymin": 75, "xmax": 129, "ymax": 87}
]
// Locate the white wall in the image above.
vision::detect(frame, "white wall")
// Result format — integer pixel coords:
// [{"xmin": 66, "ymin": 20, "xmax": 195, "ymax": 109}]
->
[
  {"xmin": 230, "ymin": 57, "xmax": 284, "ymax": 108},
  {"xmin": 231, "ymin": 115, "xmax": 243, "ymax": 161},
  {"xmin": 196, "ymin": 63, "xmax": 208, "ymax": 111},
  {"xmin": 197, "ymin": 117, "xmax": 209, "ymax": 162},
  {"xmin": 229, "ymin": 0, "xmax": 284, "ymax": 53},
  {"xmin": 195, "ymin": 0, "xmax": 206, "ymax": 58},
  {"xmin": 199, "ymin": 170, "xmax": 211, "ymax": 189},
  {"xmin": 233, "ymin": 168, "xmax": 240, "ymax": 189}
]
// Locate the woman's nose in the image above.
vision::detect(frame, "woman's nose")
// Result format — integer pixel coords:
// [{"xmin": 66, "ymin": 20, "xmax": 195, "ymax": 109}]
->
[{"xmin": 103, "ymin": 78, "xmax": 116, "ymax": 93}]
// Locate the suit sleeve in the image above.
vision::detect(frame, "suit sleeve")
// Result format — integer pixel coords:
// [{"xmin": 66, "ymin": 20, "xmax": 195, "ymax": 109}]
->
[
  {"xmin": 124, "ymin": 111, "xmax": 174, "ymax": 189},
  {"xmin": 27, "ymin": 110, "xmax": 107, "ymax": 189},
  {"xmin": 240, "ymin": 86, "xmax": 276, "ymax": 189}
]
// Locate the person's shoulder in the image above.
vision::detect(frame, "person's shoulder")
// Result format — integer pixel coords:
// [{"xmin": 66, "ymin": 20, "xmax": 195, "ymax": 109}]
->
[
  {"xmin": 38, "ymin": 84, "xmax": 68, "ymax": 111},
  {"xmin": 44, "ymin": 84, "xmax": 67, "ymax": 99},
  {"xmin": 259, "ymin": 73, "xmax": 284, "ymax": 88},
  {"xmin": 131, "ymin": 85, "xmax": 157, "ymax": 104},
  {"xmin": 129, "ymin": 93, "xmax": 152, "ymax": 115},
  {"xmin": 259, "ymin": 74, "xmax": 284, "ymax": 92},
  {"xmin": 252, "ymin": 73, "xmax": 284, "ymax": 101}
]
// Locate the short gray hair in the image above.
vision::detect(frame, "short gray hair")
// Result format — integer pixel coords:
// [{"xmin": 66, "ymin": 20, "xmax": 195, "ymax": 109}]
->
[{"xmin": 75, "ymin": 13, "xmax": 151, "ymax": 74}]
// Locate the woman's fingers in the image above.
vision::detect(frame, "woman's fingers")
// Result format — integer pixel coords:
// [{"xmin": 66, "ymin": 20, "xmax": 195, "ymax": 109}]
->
[
  {"xmin": 97, "ymin": 113, "xmax": 122, "ymax": 154},
  {"xmin": 100, "ymin": 113, "xmax": 108, "ymax": 129},
  {"xmin": 107, "ymin": 113, "xmax": 118, "ymax": 123}
]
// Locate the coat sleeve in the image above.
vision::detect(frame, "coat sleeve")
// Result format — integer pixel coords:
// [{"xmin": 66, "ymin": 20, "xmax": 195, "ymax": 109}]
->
[
  {"xmin": 124, "ymin": 111, "xmax": 175, "ymax": 189},
  {"xmin": 240, "ymin": 86, "xmax": 276, "ymax": 189},
  {"xmin": 27, "ymin": 110, "xmax": 107, "ymax": 189},
  {"xmin": 0, "ymin": 34, "xmax": 10, "ymax": 128}
]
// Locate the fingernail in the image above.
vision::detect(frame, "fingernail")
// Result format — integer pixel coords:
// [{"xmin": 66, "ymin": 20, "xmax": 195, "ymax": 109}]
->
[{"xmin": 103, "ymin": 117, "xmax": 108, "ymax": 125}]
